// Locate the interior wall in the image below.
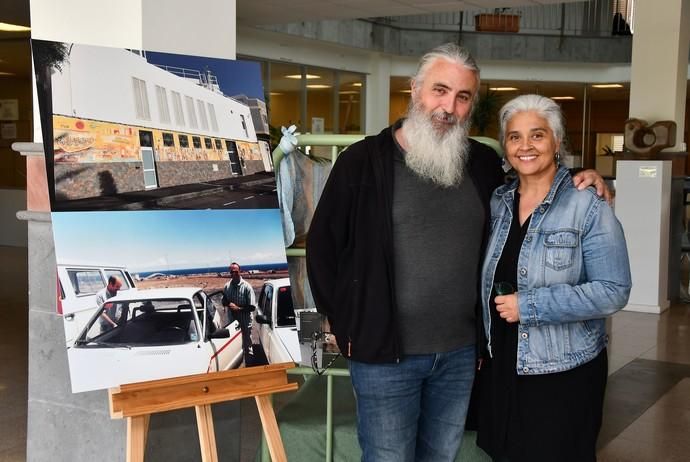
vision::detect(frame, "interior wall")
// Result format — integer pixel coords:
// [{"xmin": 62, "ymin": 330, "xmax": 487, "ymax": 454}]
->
[
  {"xmin": 0, "ymin": 189, "xmax": 27, "ymax": 247},
  {"xmin": 0, "ymin": 75, "xmax": 31, "ymax": 188}
]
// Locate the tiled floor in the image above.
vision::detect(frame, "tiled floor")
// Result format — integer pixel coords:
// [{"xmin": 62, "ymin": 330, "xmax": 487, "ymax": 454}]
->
[{"xmin": 2, "ymin": 243, "xmax": 690, "ymax": 461}]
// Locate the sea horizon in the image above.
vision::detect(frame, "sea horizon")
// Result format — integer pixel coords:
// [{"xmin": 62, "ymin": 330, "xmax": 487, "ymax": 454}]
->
[{"xmin": 136, "ymin": 263, "xmax": 288, "ymax": 278}]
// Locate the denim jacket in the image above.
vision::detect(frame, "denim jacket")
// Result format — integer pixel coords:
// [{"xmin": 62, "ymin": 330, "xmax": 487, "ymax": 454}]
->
[{"xmin": 481, "ymin": 166, "xmax": 632, "ymax": 375}]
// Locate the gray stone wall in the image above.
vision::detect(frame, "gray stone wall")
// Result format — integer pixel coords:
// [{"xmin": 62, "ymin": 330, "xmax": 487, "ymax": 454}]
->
[
  {"xmin": 156, "ymin": 160, "xmax": 235, "ymax": 186},
  {"xmin": 242, "ymin": 160, "xmax": 265, "ymax": 175},
  {"xmin": 55, "ymin": 162, "xmax": 145, "ymax": 201},
  {"xmin": 54, "ymin": 160, "xmax": 261, "ymax": 201}
]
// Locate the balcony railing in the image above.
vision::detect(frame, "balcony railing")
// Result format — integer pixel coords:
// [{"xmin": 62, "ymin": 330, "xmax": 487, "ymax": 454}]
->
[{"xmin": 372, "ymin": 0, "xmax": 633, "ymax": 37}]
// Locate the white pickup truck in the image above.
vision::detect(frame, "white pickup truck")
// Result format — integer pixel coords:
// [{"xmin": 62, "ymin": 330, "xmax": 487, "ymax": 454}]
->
[
  {"xmin": 57, "ymin": 264, "xmax": 136, "ymax": 346},
  {"xmin": 254, "ymin": 278, "xmax": 302, "ymax": 364}
]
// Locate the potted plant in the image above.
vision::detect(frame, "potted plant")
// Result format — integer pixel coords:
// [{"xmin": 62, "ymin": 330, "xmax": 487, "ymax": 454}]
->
[
  {"xmin": 475, "ymin": 8, "xmax": 521, "ymax": 33},
  {"xmin": 471, "ymin": 89, "xmax": 503, "ymax": 136}
]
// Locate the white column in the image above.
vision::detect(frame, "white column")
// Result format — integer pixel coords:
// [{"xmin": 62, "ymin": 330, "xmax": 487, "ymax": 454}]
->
[
  {"xmin": 365, "ymin": 53, "xmax": 391, "ymax": 135},
  {"xmin": 629, "ymin": 0, "xmax": 690, "ymax": 151},
  {"xmin": 616, "ymin": 161, "xmax": 672, "ymax": 313}
]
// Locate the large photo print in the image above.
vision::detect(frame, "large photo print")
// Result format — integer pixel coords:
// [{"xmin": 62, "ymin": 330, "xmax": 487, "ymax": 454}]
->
[
  {"xmin": 32, "ymin": 40, "xmax": 274, "ymax": 211},
  {"xmin": 54, "ymin": 209, "xmax": 291, "ymax": 393}
]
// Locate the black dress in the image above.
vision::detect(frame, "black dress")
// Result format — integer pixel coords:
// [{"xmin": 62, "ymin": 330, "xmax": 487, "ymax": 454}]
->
[{"xmin": 476, "ymin": 192, "xmax": 608, "ymax": 462}]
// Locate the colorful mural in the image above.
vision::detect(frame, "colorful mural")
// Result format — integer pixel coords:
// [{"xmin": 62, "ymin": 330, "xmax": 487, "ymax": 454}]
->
[
  {"xmin": 236, "ymin": 140, "xmax": 262, "ymax": 161},
  {"xmin": 53, "ymin": 116, "xmax": 139, "ymax": 163},
  {"xmin": 53, "ymin": 115, "xmax": 257, "ymax": 163}
]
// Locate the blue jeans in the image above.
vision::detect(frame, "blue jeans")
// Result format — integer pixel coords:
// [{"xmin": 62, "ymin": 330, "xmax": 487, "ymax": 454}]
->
[{"xmin": 349, "ymin": 344, "xmax": 476, "ymax": 462}]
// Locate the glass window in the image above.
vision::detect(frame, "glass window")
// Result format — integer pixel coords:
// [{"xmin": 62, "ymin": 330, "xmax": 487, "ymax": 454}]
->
[
  {"xmin": 204, "ymin": 138, "xmax": 212, "ymax": 149},
  {"xmin": 132, "ymin": 77, "xmax": 151, "ymax": 120},
  {"xmin": 162, "ymin": 132, "xmax": 175, "ymax": 147},
  {"xmin": 79, "ymin": 298, "xmax": 196, "ymax": 345},
  {"xmin": 214, "ymin": 139, "xmax": 222, "ymax": 150},
  {"xmin": 185, "ymin": 95, "xmax": 198, "ymax": 129},
  {"xmin": 179, "ymin": 134, "xmax": 189, "ymax": 148},
  {"xmin": 139, "ymin": 130, "xmax": 153, "ymax": 147},
  {"xmin": 389, "ymin": 76, "xmax": 411, "ymax": 125},
  {"xmin": 339, "ymin": 72, "xmax": 364, "ymax": 134},
  {"xmin": 192, "ymin": 136, "xmax": 202, "ymax": 149},
  {"xmin": 268, "ymin": 61, "xmax": 302, "ymax": 132},
  {"xmin": 240, "ymin": 115, "xmax": 249, "ymax": 137},
  {"xmin": 276, "ymin": 285, "xmax": 295, "ymax": 327},
  {"xmin": 67, "ymin": 270, "xmax": 104, "ymax": 296},
  {"xmin": 156, "ymin": 85, "xmax": 171, "ymax": 123},
  {"xmin": 171, "ymin": 91, "xmax": 185, "ymax": 126},
  {"xmin": 306, "ymin": 66, "xmax": 334, "ymax": 133},
  {"xmin": 262, "ymin": 285, "xmax": 273, "ymax": 319},
  {"xmin": 103, "ymin": 270, "xmax": 132, "ymax": 290}
]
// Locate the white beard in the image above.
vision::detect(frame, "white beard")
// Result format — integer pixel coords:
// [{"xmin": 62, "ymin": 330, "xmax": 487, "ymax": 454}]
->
[{"xmin": 401, "ymin": 102, "xmax": 470, "ymax": 188}]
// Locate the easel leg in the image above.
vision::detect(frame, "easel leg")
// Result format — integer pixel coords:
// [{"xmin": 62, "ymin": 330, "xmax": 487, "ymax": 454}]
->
[
  {"xmin": 255, "ymin": 395, "xmax": 287, "ymax": 462},
  {"xmin": 126, "ymin": 414, "xmax": 150, "ymax": 462},
  {"xmin": 195, "ymin": 404, "xmax": 219, "ymax": 462}
]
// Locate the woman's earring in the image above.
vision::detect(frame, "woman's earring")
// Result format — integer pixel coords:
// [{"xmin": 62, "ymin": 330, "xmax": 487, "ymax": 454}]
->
[{"xmin": 554, "ymin": 151, "xmax": 561, "ymax": 165}]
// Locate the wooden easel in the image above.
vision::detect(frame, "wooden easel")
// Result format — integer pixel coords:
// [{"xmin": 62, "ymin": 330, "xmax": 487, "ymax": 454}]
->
[{"xmin": 109, "ymin": 362, "xmax": 298, "ymax": 462}]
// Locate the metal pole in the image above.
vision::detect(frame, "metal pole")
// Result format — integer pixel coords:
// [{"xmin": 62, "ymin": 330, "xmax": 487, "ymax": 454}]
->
[
  {"xmin": 581, "ymin": 83, "xmax": 588, "ymax": 168},
  {"xmin": 326, "ymin": 375, "xmax": 334, "ymax": 462}
]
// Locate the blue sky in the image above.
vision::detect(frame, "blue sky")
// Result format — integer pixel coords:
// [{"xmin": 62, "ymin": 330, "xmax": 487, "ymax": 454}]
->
[
  {"xmin": 52, "ymin": 210, "xmax": 287, "ymax": 272},
  {"xmin": 144, "ymin": 50, "xmax": 265, "ymax": 101}
]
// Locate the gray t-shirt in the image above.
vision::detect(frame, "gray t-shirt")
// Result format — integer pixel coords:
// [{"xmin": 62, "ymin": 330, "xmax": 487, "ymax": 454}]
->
[{"xmin": 392, "ymin": 130, "xmax": 484, "ymax": 354}]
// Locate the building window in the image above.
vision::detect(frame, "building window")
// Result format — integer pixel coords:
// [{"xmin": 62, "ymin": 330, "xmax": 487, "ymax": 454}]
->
[
  {"xmin": 192, "ymin": 136, "xmax": 202, "ymax": 149},
  {"xmin": 67, "ymin": 270, "xmax": 104, "ymax": 295},
  {"xmin": 204, "ymin": 138, "xmax": 213, "ymax": 149},
  {"xmin": 208, "ymin": 103, "xmax": 219, "ymax": 132},
  {"xmin": 185, "ymin": 95, "xmax": 198, "ymax": 129},
  {"xmin": 197, "ymin": 100, "xmax": 209, "ymax": 130},
  {"xmin": 156, "ymin": 85, "xmax": 171, "ymax": 123},
  {"xmin": 162, "ymin": 132, "xmax": 175, "ymax": 147},
  {"xmin": 178, "ymin": 134, "xmax": 189, "ymax": 148},
  {"xmin": 214, "ymin": 139, "xmax": 222, "ymax": 150},
  {"xmin": 132, "ymin": 77, "xmax": 151, "ymax": 120},
  {"xmin": 240, "ymin": 114, "xmax": 249, "ymax": 137},
  {"xmin": 171, "ymin": 91, "xmax": 185, "ymax": 126}
]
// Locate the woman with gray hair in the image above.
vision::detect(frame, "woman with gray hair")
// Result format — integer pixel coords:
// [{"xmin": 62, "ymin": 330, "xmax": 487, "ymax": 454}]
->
[{"xmin": 475, "ymin": 94, "xmax": 632, "ymax": 461}]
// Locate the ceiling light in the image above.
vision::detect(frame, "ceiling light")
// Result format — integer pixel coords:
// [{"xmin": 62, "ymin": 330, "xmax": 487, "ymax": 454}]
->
[
  {"xmin": 552, "ymin": 96, "xmax": 575, "ymax": 100},
  {"xmin": 400, "ymin": 89, "xmax": 412, "ymax": 94},
  {"xmin": 285, "ymin": 74, "xmax": 320, "ymax": 79},
  {"xmin": 0, "ymin": 72, "xmax": 15, "ymax": 76},
  {"xmin": 339, "ymin": 90, "xmax": 359, "ymax": 95},
  {"xmin": 269, "ymin": 92, "xmax": 284, "ymax": 96},
  {"xmin": 0, "ymin": 23, "xmax": 31, "ymax": 32},
  {"xmin": 351, "ymin": 82, "xmax": 362, "ymax": 87},
  {"xmin": 489, "ymin": 87, "xmax": 518, "ymax": 91},
  {"xmin": 306, "ymin": 84, "xmax": 331, "ymax": 89},
  {"xmin": 591, "ymin": 84, "xmax": 623, "ymax": 89}
]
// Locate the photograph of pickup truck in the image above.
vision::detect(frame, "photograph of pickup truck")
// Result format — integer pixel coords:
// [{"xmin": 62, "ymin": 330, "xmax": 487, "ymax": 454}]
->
[{"xmin": 52, "ymin": 208, "xmax": 288, "ymax": 392}]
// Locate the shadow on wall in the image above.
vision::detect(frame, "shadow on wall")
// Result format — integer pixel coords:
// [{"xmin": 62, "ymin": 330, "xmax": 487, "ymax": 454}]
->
[{"xmin": 98, "ymin": 171, "xmax": 118, "ymax": 196}]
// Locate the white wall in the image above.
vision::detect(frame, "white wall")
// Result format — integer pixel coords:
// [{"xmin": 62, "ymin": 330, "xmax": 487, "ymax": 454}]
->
[{"xmin": 51, "ymin": 44, "xmax": 256, "ymax": 142}]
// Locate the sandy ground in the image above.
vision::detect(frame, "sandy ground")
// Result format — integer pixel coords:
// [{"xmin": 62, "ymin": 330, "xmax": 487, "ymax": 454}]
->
[{"xmin": 135, "ymin": 270, "xmax": 290, "ymax": 296}]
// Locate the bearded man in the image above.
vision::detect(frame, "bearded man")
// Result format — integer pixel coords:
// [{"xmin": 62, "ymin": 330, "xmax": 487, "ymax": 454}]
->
[{"xmin": 306, "ymin": 43, "xmax": 606, "ymax": 462}]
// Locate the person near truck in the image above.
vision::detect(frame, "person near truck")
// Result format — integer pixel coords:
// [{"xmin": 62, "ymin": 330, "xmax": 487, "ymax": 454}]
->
[
  {"xmin": 97, "ymin": 275, "xmax": 122, "ymax": 332},
  {"xmin": 222, "ymin": 262, "xmax": 257, "ymax": 361}
]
